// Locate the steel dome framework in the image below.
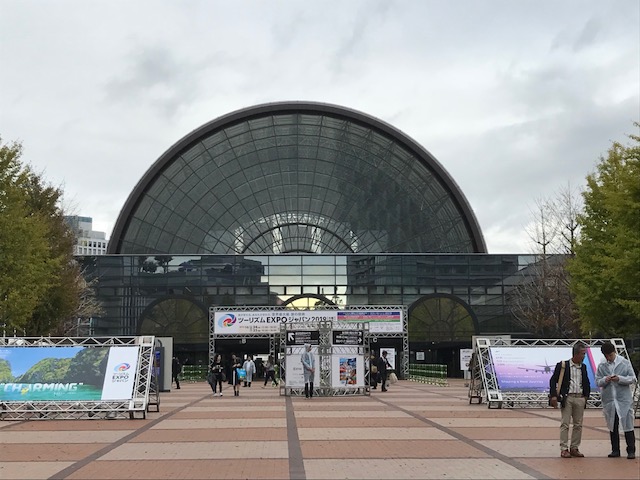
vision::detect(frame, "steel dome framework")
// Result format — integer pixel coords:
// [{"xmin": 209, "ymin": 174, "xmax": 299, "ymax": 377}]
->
[{"xmin": 109, "ymin": 102, "xmax": 486, "ymax": 255}]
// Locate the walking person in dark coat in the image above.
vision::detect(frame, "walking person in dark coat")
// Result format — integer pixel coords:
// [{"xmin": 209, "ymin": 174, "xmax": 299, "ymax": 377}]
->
[
  {"xmin": 377, "ymin": 350, "xmax": 391, "ymax": 392},
  {"xmin": 172, "ymin": 356, "xmax": 182, "ymax": 390}
]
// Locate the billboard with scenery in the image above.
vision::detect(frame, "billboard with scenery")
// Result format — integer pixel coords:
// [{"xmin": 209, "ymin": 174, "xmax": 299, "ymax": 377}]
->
[
  {"xmin": 0, "ymin": 345, "xmax": 140, "ymax": 401},
  {"xmin": 488, "ymin": 346, "xmax": 605, "ymax": 393}
]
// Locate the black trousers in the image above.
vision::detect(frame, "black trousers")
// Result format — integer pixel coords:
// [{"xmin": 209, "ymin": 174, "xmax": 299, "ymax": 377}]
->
[
  {"xmin": 264, "ymin": 370, "xmax": 277, "ymax": 386},
  {"xmin": 172, "ymin": 373, "xmax": 180, "ymax": 389}
]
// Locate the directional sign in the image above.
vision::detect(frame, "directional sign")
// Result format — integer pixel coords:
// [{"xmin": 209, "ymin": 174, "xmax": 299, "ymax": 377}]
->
[
  {"xmin": 332, "ymin": 330, "xmax": 364, "ymax": 345},
  {"xmin": 286, "ymin": 330, "xmax": 319, "ymax": 346}
]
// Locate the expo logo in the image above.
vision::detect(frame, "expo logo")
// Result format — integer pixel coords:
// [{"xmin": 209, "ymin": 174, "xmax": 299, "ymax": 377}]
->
[
  {"xmin": 218, "ymin": 314, "xmax": 237, "ymax": 328},
  {"xmin": 114, "ymin": 363, "xmax": 130, "ymax": 372}
]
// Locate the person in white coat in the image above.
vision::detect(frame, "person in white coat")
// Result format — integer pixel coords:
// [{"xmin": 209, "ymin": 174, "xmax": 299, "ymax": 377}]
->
[
  {"xmin": 243, "ymin": 355, "xmax": 256, "ymax": 387},
  {"xmin": 595, "ymin": 342, "xmax": 637, "ymax": 459},
  {"xmin": 301, "ymin": 343, "xmax": 315, "ymax": 398}
]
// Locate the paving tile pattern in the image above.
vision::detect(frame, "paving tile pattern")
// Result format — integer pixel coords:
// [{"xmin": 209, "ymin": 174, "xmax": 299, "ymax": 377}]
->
[{"xmin": 0, "ymin": 379, "xmax": 638, "ymax": 480}]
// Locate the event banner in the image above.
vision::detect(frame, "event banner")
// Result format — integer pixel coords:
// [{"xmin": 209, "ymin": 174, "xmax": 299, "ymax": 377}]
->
[
  {"xmin": 331, "ymin": 354, "xmax": 365, "ymax": 388},
  {"xmin": 489, "ymin": 346, "xmax": 604, "ymax": 392},
  {"xmin": 214, "ymin": 309, "xmax": 403, "ymax": 335},
  {"xmin": 0, "ymin": 345, "xmax": 140, "ymax": 402},
  {"xmin": 284, "ymin": 346, "xmax": 320, "ymax": 387}
]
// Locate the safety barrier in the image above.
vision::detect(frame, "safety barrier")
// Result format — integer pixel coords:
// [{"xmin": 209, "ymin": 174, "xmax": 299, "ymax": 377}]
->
[
  {"xmin": 181, "ymin": 365, "xmax": 208, "ymax": 382},
  {"xmin": 408, "ymin": 363, "xmax": 448, "ymax": 386}
]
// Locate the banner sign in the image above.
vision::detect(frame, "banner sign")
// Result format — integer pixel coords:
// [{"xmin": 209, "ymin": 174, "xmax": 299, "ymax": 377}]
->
[
  {"xmin": 285, "ymin": 330, "xmax": 320, "ymax": 346},
  {"xmin": 0, "ymin": 345, "xmax": 140, "ymax": 402},
  {"xmin": 488, "ymin": 346, "xmax": 604, "ymax": 392},
  {"xmin": 214, "ymin": 309, "xmax": 403, "ymax": 335},
  {"xmin": 332, "ymin": 330, "xmax": 364, "ymax": 345}
]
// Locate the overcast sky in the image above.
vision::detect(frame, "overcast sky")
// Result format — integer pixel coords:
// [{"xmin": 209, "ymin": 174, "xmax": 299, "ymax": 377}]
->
[{"xmin": 1, "ymin": 1, "xmax": 638, "ymax": 254}]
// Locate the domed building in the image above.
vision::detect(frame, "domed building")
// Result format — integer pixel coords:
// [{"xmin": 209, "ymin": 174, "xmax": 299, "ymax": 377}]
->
[{"xmin": 81, "ymin": 102, "xmax": 533, "ymax": 374}]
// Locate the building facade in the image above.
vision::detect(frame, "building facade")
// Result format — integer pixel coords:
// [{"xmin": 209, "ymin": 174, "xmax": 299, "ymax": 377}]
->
[
  {"xmin": 79, "ymin": 102, "xmax": 543, "ymax": 374},
  {"xmin": 65, "ymin": 215, "xmax": 108, "ymax": 255}
]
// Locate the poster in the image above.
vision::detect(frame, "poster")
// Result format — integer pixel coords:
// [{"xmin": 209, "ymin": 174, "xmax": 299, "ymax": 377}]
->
[
  {"xmin": 331, "ymin": 354, "xmax": 364, "ymax": 388},
  {"xmin": 489, "ymin": 346, "xmax": 605, "ymax": 392},
  {"xmin": 0, "ymin": 345, "xmax": 140, "ymax": 401}
]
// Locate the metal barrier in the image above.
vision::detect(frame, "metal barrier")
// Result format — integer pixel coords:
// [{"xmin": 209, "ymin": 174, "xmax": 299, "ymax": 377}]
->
[
  {"xmin": 408, "ymin": 363, "xmax": 448, "ymax": 386},
  {"xmin": 181, "ymin": 365, "xmax": 208, "ymax": 382}
]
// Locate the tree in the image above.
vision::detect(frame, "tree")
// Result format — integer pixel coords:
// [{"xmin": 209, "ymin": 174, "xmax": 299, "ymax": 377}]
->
[
  {"xmin": 0, "ymin": 138, "xmax": 59, "ymax": 333},
  {"xmin": 0, "ymin": 136, "xmax": 88, "ymax": 335},
  {"xmin": 568, "ymin": 127, "xmax": 640, "ymax": 336},
  {"xmin": 511, "ymin": 185, "xmax": 583, "ymax": 338}
]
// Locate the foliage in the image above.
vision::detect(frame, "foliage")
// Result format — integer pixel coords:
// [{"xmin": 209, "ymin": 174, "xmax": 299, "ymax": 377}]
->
[
  {"xmin": 568, "ymin": 127, "xmax": 640, "ymax": 336},
  {"xmin": 0, "ymin": 138, "xmax": 61, "ymax": 333},
  {"xmin": 16, "ymin": 357, "xmax": 72, "ymax": 383},
  {"xmin": 0, "ymin": 136, "xmax": 94, "ymax": 335}
]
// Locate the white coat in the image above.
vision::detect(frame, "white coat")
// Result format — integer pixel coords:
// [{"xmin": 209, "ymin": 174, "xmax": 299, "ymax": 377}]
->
[
  {"xmin": 595, "ymin": 354, "xmax": 637, "ymax": 432},
  {"xmin": 243, "ymin": 359, "xmax": 256, "ymax": 382}
]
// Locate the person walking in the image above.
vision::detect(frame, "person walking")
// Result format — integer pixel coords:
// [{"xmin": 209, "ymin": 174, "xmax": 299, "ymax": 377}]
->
[
  {"xmin": 596, "ymin": 341, "xmax": 637, "ymax": 459},
  {"xmin": 231, "ymin": 354, "xmax": 242, "ymax": 397},
  {"xmin": 301, "ymin": 343, "xmax": 315, "ymax": 398},
  {"xmin": 208, "ymin": 354, "xmax": 225, "ymax": 397},
  {"xmin": 549, "ymin": 342, "xmax": 591, "ymax": 458},
  {"xmin": 263, "ymin": 355, "xmax": 278, "ymax": 388},
  {"xmin": 243, "ymin": 355, "xmax": 256, "ymax": 387},
  {"xmin": 377, "ymin": 350, "xmax": 391, "ymax": 392},
  {"xmin": 171, "ymin": 356, "xmax": 182, "ymax": 390}
]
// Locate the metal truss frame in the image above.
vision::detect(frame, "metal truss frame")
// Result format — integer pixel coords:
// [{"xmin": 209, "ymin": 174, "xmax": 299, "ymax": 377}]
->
[
  {"xmin": 278, "ymin": 320, "xmax": 370, "ymax": 397},
  {"xmin": 0, "ymin": 336, "xmax": 155, "ymax": 420},
  {"xmin": 469, "ymin": 337, "xmax": 628, "ymax": 409},
  {"xmin": 209, "ymin": 305, "xmax": 407, "ymax": 378}
]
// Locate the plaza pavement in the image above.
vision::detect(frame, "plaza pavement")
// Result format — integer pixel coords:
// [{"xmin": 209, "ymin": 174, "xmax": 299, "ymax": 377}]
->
[{"xmin": 0, "ymin": 379, "xmax": 638, "ymax": 480}]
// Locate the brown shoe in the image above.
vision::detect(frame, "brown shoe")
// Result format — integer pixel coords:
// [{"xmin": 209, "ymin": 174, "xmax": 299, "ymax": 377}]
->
[
  {"xmin": 570, "ymin": 449, "xmax": 584, "ymax": 458},
  {"xmin": 561, "ymin": 450, "xmax": 571, "ymax": 458}
]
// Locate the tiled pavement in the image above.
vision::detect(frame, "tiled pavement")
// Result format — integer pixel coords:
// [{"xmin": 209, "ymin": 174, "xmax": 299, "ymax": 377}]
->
[{"xmin": 1, "ymin": 379, "xmax": 638, "ymax": 480}]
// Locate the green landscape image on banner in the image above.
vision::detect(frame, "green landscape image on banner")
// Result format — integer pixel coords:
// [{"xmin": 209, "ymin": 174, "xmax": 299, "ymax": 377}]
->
[{"xmin": 0, "ymin": 346, "xmax": 109, "ymax": 401}]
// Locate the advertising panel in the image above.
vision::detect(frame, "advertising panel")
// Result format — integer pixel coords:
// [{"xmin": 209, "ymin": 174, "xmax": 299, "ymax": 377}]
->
[
  {"xmin": 0, "ymin": 345, "xmax": 140, "ymax": 402},
  {"xmin": 214, "ymin": 309, "xmax": 403, "ymax": 335},
  {"xmin": 285, "ymin": 346, "xmax": 320, "ymax": 387},
  {"xmin": 489, "ymin": 346, "xmax": 604, "ymax": 392},
  {"xmin": 331, "ymin": 354, "xmax": 365, "ymax": 388},
  {"xmin": 336, "ymin": 310, "xmax": 403, "ymax": 333}
]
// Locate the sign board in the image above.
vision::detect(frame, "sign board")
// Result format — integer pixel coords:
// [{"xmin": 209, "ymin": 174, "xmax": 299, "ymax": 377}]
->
[
  {"xmin": 460, "ymin": 348, "xmax": 473, "ymax": 371},
  {"xmin": 214, "ymin": 308, "xmax": 403, "ymax": 335},
  {"xmin": 285, "ymin": 330, "xmax": 320, "ymax": 346},
  {"xmin": 416, "ymin": 351, "xmax": 425, "ymax": 361},
  {"xmin": 0, "ymin": 345, "xmax": 140, "ymax": 401},
  {"xmin": 332, "ymin": 330, "xmax": 364, "ymax": 345},
  {"xmin": 285, "ymin": 346, "xmax": 320, "ymax": 387}
]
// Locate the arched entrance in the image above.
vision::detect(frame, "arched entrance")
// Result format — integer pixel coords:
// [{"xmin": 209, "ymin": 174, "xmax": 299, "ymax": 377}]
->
[
  {"xmin": 408, "ymin": 294, "xmax": 478, "ymax": 377},
  {"xmin": 138, "ymin": 296, "xmax": 208, "ymax": 365}
]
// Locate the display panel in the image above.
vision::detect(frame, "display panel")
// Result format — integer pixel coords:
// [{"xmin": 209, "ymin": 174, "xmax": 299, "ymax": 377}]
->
[
  {"xmin": 0, "ymin": 346, "xmax": 140, "ymax": 401},
  {"xmin": 489, "ymin": 346, "xmax": 604, "ymax": 392},
  {"xmin": 214, "ymin": 308, "xmax": 402, "ymax": 335},
  {"xmin": 331, "ymin": 354, "xmax": 365, "ymax": 388}
]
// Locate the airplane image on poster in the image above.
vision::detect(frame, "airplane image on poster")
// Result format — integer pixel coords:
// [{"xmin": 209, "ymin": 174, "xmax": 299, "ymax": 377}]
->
[{"xmin": 517, "ymin": 359, "xmax": 553, "ymax": 374}]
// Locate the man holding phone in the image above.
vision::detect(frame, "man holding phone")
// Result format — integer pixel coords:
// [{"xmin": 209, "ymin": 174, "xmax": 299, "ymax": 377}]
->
[{"xmin": 596, "ymin": 342, "xmax": 637, "ymax": 459}]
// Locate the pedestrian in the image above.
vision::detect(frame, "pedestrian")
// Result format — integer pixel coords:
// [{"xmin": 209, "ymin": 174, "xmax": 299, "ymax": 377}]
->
[
  {"xmin": 377, "ymin": 350, "xmax": 391, "ymax": 392},
  {"xmin": 369, "ymin": 353, "xmax": 378, "ymax": 389},
  {"xmin": 172, "ymin": 356, "xmax": 182, "ymax": 389},
  {"xmin": 243, "ymin": 355, "xmax": 256, "ymax": 387},
  {"xmin": 596, "ymin": 341, "xmax": 637, "ymax": 459},
  {"xmin": 263, "ymin": 355, "xmax": 278, "ymax": 388},
  {"xmin": 301, "ymin": 343, "xmax": 315, "ymax": 398},
  {"xmin": 548, "ymin": 342, "xmax": 591, "ymax": 458},
  {"xmin": 208, "ymin": 354, "xmax": 225, "ymax": 397},
  {"xmin": 231, "ymin": 354, "xmax": 242, "ymax": 397}
]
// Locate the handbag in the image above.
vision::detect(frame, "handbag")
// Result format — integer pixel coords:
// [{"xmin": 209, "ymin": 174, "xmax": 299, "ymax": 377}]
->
[
  {"xmin": 236, "ymin": 368, "xmax": 247, "ymax": 380},
  {"xmin": 371, "ymin": 365, "xmax": 378, "ymax": 374},
  {"xmin": 549, "ymin": 361, "xmax": 566, "ymax": 407},
  {"xmin": 389, "ymin": 372, "xmax": 398, "ymax": 383}
]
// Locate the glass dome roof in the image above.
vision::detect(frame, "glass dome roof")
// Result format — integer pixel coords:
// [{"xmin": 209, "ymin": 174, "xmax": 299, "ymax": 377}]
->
[{"xmin": 109, "ymin": 102, "xmax": 486, "ymax": 254}]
